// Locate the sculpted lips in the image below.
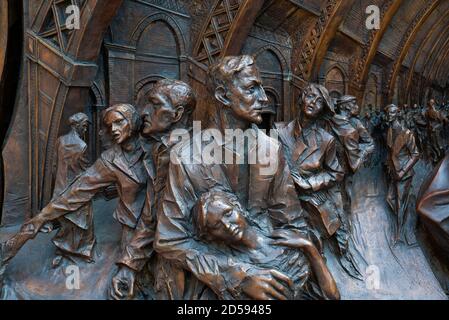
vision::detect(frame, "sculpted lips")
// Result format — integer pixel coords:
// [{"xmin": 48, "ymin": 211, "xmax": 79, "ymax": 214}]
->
[
  {"xmin": 228, "ymin": 225, "xmax": 242, "ymax": 238},
  {"xmin": 113, "ymin": 132, "xmax": 121, "ymax": 141}
]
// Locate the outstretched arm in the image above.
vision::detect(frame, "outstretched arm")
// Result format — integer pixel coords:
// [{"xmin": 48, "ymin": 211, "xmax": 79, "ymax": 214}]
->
[{"xmin": 1, "ymin": 157, "xmax": 115, "ymax": 264}]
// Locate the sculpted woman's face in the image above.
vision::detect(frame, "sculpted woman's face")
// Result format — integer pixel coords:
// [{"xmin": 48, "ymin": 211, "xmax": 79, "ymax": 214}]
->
[
  {"xmin": 205, "ymin": 197, "xmax": 248, "ymax": 245},
  {"xmin": 301, "ymin": 86, "xmax": 324, "ymax": 119},
  {"xmin": 104, "ymin": 111, "xmax": 132, "ymax": 145}
]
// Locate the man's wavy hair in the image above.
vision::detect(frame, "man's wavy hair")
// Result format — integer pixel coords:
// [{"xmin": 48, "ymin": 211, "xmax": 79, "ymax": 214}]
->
[
  {"xmin": 207, "ymin": 55, "xmax": 255, "ymax": 93},
  {"xmin": 149, "ymin": 79, "xmax": 196, "ymax": 117}
]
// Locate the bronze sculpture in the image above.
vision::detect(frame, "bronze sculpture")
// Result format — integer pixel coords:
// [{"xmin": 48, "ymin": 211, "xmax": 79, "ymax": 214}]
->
[
  {"xmin": 275, "ymin": 84, "xmax": 344, "ymax": 237},
  {"xmin": 148, "ymin": 55, "xmax": 322, "ymax": 300},
  {"xmin": 274, "ymin": 84, "xmax": 354, "ymax": 275},
  {"xmin": 110, "ymin": 79, "xmax": 197, "ymax": 300},
  {"xmin": 192, "ymin": 189, "xmax": 340, "ymax": 300},
  {"xmin": 49, "ymin": 112, "xmax": 95, "ymax": 267},
  {"xmin": 384, "ymin": 104, "xmax": 419, "ymax": 245},
  {"xmin": 0, "ymin": 104, "xmax": 148, "ymax": 269},
  {"xmin": 417, "ymin": 154, "xmax": 449, "ymax": 261},
  {"xmin": 2, "ymin": 0, "xmax": 449, "ymax": 300},
  {"xmin": 426, "ymin": 99, "xmax": 448, "ymax": 163}
]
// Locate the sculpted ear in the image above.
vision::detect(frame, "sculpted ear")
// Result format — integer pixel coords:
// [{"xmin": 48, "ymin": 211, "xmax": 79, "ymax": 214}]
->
[
  {"xmin": 173, "ymin": 105, "xmax": 185, "ymax": 123},
  {"xmin": 215, "ymin": 86, "xmax": 231, "ymax": 106}
]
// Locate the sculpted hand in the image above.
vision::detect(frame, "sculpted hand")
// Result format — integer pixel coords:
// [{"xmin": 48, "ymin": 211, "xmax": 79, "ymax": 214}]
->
[
  {"xmin": 291, "ymin": 172, "xmax": 311, "ymax": 190},
  {"xmin": 110, "ymin": 266, "xmax": 137, "ymax": 300},
  {"xmin": 21, "ymin": 216, "xmax": 46, "ymax": 236},
  {"xmin": 272, "ymin": 230, "xmax": 315, "ymax": 251},
  {"xmin": 241, "ymin": 268, "xmax": 293, "ymax": 300}
]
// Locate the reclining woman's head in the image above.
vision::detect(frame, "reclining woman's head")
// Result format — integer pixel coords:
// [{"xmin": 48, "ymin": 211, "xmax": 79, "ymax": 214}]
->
[{"xmin": 193, "ymin": 189, "xmax": 249, "ymax": 245}]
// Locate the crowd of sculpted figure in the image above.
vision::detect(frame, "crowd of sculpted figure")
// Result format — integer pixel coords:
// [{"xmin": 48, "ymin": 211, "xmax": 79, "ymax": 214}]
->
[
  {"xmin": 2, "ymin": 54, "xmax": 444, "ymax": 300},
  {"xmin": 0, "ymin": 104, "xmax": 148, "ymax": 270},
  {"xmin": 274, "ymin": 84, "xmax": 364, "ymax": 280}
]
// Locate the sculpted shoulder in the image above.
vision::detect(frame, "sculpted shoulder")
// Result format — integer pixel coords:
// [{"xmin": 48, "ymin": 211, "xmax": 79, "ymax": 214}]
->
[{"xmin": 100, "ymin": 146, "xmax": 119, "ymax": 163}]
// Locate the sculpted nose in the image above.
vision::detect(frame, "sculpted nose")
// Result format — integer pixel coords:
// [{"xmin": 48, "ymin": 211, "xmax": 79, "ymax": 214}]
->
[{"xmin": 259, "ymin": 86, "xmax": 269, "ymax": 104}]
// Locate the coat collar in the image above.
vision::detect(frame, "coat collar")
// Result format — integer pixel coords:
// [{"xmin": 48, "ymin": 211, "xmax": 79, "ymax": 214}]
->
[{"xmin": 111, "ymin": 143, "xmax": 144, "ymax": 183}]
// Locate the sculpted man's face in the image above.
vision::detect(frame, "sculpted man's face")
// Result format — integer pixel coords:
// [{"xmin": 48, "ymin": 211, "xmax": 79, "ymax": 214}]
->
[
  {"xmin": 142, "ymin": 91, "xmax": 177, "ymax": 136},
  {"xmin": 302, "ymin": 86, "xmax": 324, "ymax": 119},
  {"xmin": 225, "ymin": 65, "xmax": 268, "ymax": 124},
  {"xmin": 386, "ymin": 106, "xmax": 398, "ymax": 123},
  {"xmin": 105, "ymin": 111, "xmax": 132, "ymax": 145},
  {"xmin": 350, "ymin": 101, "xmax": 360, "ymax": 116},
  {"xmin": 205, "ymin": 197, "xmax": 248, "ymax": 245},
  {"xmin": 74, "ymin": 120, "xmax": 89, "ymax": 137}
]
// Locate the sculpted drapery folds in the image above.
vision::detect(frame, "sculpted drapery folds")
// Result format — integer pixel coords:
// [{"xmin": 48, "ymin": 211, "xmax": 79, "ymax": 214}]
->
[
  {"xmin": 3, "ymin": 0, "xmax": 449, "ymax": 302},
  {"xmin": 275, "ymin": 84, "xmax": 344, "ymax": 238},
  {"xmin": 50, "ymin": 112, "xmax": 95, "ymax": 267},
  {"xmin": 384, "ymin": 104, "xmax": 419, "ymax": 246},
  {"xmin": 0, "ymin": 104, "xmax": 148, "ymax": 268},
  {"xmin": 192, "ymin": 189, "xmax": 340, "ymax": 300},
  {"xmin": 151, "ymin": 55, "xmax": 325, "ymax": 300},
  {"xmin": 276, "ymin": 85, "xmax": 366, "ymax": 281},
  {"xmin": 110, "ymin": 79, "xmax": 197, "ymax": 300},
  {"xmin": 417, "ymin": 153, "xmax": 449, "ymax": 260}
]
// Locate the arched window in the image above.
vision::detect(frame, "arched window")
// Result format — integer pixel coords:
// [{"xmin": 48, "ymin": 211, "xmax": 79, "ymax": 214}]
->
[
  {"xmin": 363, "ymin": 74, "xmax": 378, "ymax": 113},
  {"xmin": 259, "ymin": 88, "xmax": 280, "ymax": 131},
  {"xmin": 325, "ymin": 67, "xmax": 346, "ymax": 97},
  {"xmin": 134, "ymin": 19, "xmax": 181, "ymax": 112},
  {"xmin": 85, "ymin": 83, "xmax": 107, "ymax": 162}
]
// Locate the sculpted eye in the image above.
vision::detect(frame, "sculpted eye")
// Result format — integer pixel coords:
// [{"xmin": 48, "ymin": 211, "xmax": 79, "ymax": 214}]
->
[{"xmin": 248, "ymin": 86, "xmax": 256, "ymax": 94}]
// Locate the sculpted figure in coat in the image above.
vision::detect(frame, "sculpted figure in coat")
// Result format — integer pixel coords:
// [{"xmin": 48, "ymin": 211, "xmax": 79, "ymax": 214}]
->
[
  {"xmin": 112, "ymin": 55, "xmax": 325, "ymax": 300},
  {"xmin": 109, "ymin": 79, "xmax": 197, "ymax": 300},
  {"xmin": 0, "ymin": 104, "xmax": 147, "ymax": 271},
  {"xmin": 384, "ymin": 104, "xmax": 419, "ymax": 245},
  {"xmin": 49, "ymin": 112, "xmax": 95, "ymax": 267}
]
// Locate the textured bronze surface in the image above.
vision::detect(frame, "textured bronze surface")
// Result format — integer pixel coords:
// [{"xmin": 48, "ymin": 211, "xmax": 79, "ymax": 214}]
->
[{"xmin": 1, "ymin": 0, "xmax": 449, "ymax": 300}]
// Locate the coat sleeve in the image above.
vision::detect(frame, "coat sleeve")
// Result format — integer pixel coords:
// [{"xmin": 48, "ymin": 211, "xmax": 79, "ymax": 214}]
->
[
  {"xmin": 306, "ymin": 138, "xmax": 345, "ymax": 192},
  {"xmin": 265, "ymin": 142, "xmax": 310, "ymax": 232},
  {"xmin": 154, "ymin": 155, "xmax": 256, "ymax": 299},
  {"xmin": 116, "ymin": 182, "xmax": 156, "ymax": 271},
  {"xmin": 402, "ymin": 130, "xmax": 419, "ymax": 175},
  {"xmin": 38, "ymin": 157, "xmax": 116, "ymax": 221}
]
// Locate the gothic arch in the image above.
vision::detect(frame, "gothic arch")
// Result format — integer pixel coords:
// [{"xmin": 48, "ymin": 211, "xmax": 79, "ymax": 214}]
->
[
  {"xmin": 130, "ymin": 12, "xmax": 186, "ymax": 55},
  {"xmin": 254, "ymin": 45, "xmax": 289, "ymax": 75},
  {"xmin": 2, "ymin": 0, "xmax": 124, "ymax": 223},
  {"xmin": 325, "ymin": 64, "xmax": 347, "ymax": 97},
  {"xmin": 385, "ymin": 0, "xmax": 440, "ymax": 101}
]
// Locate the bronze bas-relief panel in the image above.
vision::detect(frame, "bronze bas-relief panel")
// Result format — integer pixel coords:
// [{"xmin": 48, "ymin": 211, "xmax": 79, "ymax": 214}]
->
[{"xmin": 0, "ymin": 0, "xmax": 449, "ymax": 300}]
